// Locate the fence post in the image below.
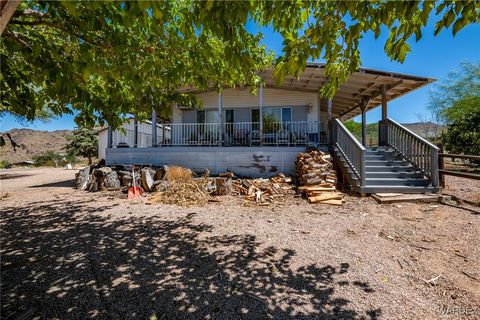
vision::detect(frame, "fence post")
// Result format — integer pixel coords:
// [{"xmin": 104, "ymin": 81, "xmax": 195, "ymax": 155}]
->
[
  {"xmin": 438, "ymin": 143, "xmax": 445, "ymax": 188},
  {"xmin": 431, "ymin": 146, "xmax": 439, "ymax": 188}
]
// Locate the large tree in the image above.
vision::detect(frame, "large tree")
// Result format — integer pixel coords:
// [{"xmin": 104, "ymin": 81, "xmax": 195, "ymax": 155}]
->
[
  {"xmin": 1, "ymin": 1, "xmax": 273, "ymax": 128},
  {"xmin": 1, "ymin": 1, "xmax": 479, "ymax": 126},
  {"xmin": 429, "ymin": 61, "xmax": 480, "ymax": 156}
]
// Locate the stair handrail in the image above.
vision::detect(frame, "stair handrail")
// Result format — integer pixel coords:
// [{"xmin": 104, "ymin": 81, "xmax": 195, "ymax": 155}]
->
[
  {"xmin": 333, "ymin": 119, "xmax": 366, "ymax": 187},
  {"xmin": 385, "ymin": 118, "xmax": 439, "ymax": 187}
]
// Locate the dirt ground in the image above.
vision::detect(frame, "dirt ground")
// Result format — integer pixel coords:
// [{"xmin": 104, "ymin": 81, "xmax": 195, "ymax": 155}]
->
[{"xmin": 1, "ymin": 168, "xmax": 479, "ymax": 320}]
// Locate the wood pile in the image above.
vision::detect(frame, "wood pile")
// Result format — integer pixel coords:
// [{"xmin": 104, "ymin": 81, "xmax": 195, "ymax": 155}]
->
[
  {"xmin": 296, "ymin": 150, "xmax": 344, "ymax": 205},
  {"xmin": 232, "ymin": 173, "xmax": 294, "ymax": 205}
]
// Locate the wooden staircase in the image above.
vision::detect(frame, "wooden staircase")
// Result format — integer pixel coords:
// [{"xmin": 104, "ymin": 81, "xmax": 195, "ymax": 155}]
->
[
  {"xmin": 335, "ymin": 146, "xmax": 438, "ymax": 194},
  {"xmin": 332, "ymin": 118, "xmax": 440, "ymax": 195}
]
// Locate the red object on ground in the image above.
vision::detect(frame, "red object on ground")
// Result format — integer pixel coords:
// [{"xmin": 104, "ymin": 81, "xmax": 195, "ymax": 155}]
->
[{"xmin": 128, "ymin": 166, "xmax": 143, "ymax": 199}]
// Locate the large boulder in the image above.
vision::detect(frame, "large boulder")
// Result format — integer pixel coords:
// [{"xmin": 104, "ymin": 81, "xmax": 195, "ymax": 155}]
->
[
  {"xmin": 75, "ymin": 166, "xmax": 91, "ymax": 190},
  {"xmin": 154, "ymin": 180, "xmax": 170, "ymax": 192},
  {"xmin": 104, "ymin": 171, "xmax": 121, "ymax": 189},
  {"xmin": 141, "ymin": 167, "xmax": 156, "ymax": 192},
  {"xmin": 92, "ymin": 167, "xmax": 113, "ymax": 190}
]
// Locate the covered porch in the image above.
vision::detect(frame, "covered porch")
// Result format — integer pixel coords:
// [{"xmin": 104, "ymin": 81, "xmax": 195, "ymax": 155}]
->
[{"xmin": 105, "ymin": 63, "xmax": 439, "ymax": 186}]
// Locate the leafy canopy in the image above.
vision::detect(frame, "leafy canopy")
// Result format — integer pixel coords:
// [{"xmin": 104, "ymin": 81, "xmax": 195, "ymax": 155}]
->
[
  {"xmin": 1, "ymin": 1, "xmax": 273, "ymax": 128},
  {"xmin": 441, "ymin": 111, "xmax": 480, "ymax": 158},
  {"xmin": 1, "ymin": 1, "xmax": 479, "ymax": 126},
  {"xmin": 429, "ymin": 61, "xmax": 480, "ymax": 124}
]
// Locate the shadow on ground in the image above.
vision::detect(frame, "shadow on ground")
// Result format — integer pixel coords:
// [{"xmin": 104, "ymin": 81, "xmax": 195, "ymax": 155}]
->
[
  {"xmin": 29, "ymin": 179, "xmax": 76, "ymax": 188},
  {"xmin": 0, "ymin": 173, "xmax": 33, "ymax": 180},
  {"xmin": 1, "ymin": 199, "xmax": 381, "ymax": 319}
]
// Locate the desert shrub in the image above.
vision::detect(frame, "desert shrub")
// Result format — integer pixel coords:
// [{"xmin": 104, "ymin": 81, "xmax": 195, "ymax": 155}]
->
[
  {"xmin": 441, "ymin": 110, "xmax": 480, "ymax": 166},
  {"xmin": 34, "ymin": 151, "xmax": 65, "ymax": 167},
  {"xmin": 0, "ymin": 160, "xmax": 11, "ymax": 169},
  {"xmin": 164, "ymin": 166, "xmax": 193, "ymax": 182}
]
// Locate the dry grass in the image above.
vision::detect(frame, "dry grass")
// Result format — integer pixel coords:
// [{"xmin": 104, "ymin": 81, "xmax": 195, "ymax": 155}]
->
[
  {"xmin": 147, "ymin": 178, "xmax": 210, "ymax": 206},
  {"xmin": 164, "ymin": 166, "xmax": 193, "ymax": 182}
]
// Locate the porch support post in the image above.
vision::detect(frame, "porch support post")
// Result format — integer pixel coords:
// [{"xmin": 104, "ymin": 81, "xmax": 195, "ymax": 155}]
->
[
  {"xmin": 133, "ymin": 119, "xmax": 138, "ymax": 148},
  {"xmin": 317, "ymin": 93, "xmax": 321, "ymax": 146},
  {"xmin": 379, "ymin": 84, "xmax": 388, "ymax": 146},
  {"xmin": 151, "ymin": 109, "xmax": 157, "ymax": 147},
  {"xmin": 107, "ymin": 126, "xmax": 113, "ymax": 148},
  {"xmin": 259, "ymin": 83, "xmax": 263, "ymax": 143},
  {"xmin": 327, "ymin": 98, "xmax": 333, "ymax": 146},
  {"xmin": 217, "ymin": 91, "xmax": 222, "ymax": 146},
  {"xmin": 381, "ymin": 85, "xmax": 387, "ymax": 120},
  {"xmin": 361, "ymin": 99, "xmax": 367, "ymax": 147}
]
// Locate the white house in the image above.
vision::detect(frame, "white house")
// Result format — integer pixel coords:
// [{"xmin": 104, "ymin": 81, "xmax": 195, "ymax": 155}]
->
[{"xmin": 98, "ymin": 63, "xmax": 440, "ymax": 194}]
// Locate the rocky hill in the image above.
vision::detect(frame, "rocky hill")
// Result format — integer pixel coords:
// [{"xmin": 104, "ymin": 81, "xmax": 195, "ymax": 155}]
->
[{"xmin": 0, "ymin": 129, "xmax": 72, "ymax": 164}]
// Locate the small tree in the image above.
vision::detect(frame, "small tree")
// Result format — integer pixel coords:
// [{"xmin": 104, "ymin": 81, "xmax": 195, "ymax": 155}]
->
[{"xmin": 65, "ymin": 127, "xmax": 98, "ymax": 165}]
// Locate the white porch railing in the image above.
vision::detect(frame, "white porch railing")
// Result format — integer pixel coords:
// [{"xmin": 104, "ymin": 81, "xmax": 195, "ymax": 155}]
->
[{"xmin": 110, "ymin": 121, "xmax": 329, "ymax": 147}]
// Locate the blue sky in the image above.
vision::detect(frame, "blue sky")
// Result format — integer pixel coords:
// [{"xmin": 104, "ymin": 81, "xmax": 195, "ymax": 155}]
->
[{"xmin": 1, "ymin": 16, "xmax": 479, "ymax": 131}]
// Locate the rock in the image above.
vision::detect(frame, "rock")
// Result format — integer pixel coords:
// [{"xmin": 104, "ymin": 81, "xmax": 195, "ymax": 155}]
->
[
  {"xmin": 154, "ymin": 180, "xmax": 170, "ymax": 192},
  {"xmin": 75, "ymin": 166, "xmax": 91, "ymax": 190},
  {"xmin": 104, "ymin": 171, "xmax": 121, "ymax": 189},
  {"xmin": 89, "ymin": 174, "xmax": 98, "ymax": 191},
  {"xmin": 94, "ymin": 167, "xmax": 112, "ymax": 176},
  {"xmin": 155, "ymin": 165, "xmax": 168, "ymax": 181},
  {"xmin": 92, "ymin": 167, "xmax": 113, "ymax": 190},
  {"xmin": 122, "ymin": 174, "xmax": 133, "ymax": 187},
  {"xmin": 141, "ymin": 167, "xmax": 156, "ymax": 192}
]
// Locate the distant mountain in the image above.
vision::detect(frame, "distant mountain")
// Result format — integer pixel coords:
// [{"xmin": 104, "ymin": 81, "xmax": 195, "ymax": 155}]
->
[
  {"xmin": 0, "ymin": 129, "xmax": 72, "ymax": 164},
  {"xmin": 401, "ymin": 122, "xmax": 444, "ymax": 139}
]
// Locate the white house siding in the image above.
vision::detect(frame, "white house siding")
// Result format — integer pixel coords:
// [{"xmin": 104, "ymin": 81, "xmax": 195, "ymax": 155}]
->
[
  {"xmin": 98, "ymin": 129, "xmax": 108, "ymax": 160},
  {"xmin": 176, "ymin": 87, "xmax": 329, "ymax": 124}
]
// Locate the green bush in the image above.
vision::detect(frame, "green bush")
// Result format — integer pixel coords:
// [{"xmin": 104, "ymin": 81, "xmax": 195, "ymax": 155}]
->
[
  {"xmin": 33, "ymin": 151, "xmax": 65, "ymax": 167},
  {"xmin": 0, "ymin": 160, "xmax": 11, "ymax": 169},
  {"xmin": 441, "ymin": 110, "xmax": 480, "ymax": 166}
]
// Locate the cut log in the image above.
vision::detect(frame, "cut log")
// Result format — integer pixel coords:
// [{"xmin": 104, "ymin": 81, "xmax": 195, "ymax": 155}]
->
[
  {"xmin": 308, "ymin": 194, "xmax": 342, "ymax": 203},
  {"xmin": 315, "ymin": 199, "xmax": 343, "ymax": 205},
  {"xmin": 305, "ymin": 177, "xmax": 325, "ymax": 185},
  {"xmin": 215, "ymin": 177, "xmax": 232, "ymax": 196}
]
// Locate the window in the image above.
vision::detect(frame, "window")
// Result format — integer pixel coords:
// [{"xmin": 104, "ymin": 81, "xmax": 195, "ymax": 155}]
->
[
  {"xmin": 197, "ymin": 110, "xmax": 218, "ymax": 123},
  {"xmin": 224, "ymin": 109, "xmax": 234, "ymax": 123},
  {"xmin": 262, "ymin": 107, "xmax": 292, "ymax": 122}
]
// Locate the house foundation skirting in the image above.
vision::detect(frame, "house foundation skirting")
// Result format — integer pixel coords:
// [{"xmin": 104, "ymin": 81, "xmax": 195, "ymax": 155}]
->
[{"xmin": 106, "ymin": 146, "xmax": 326, "ymax": 177}]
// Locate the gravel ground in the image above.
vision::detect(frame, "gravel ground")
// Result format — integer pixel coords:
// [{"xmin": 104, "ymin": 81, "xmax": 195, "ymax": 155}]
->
[
  {"xmin": 1, "ymin": 168, "xmax": 479, "ymax": 320},
  {"xmin": 443, "ymin": 175, "xmax": 480, "ymax": 204}
]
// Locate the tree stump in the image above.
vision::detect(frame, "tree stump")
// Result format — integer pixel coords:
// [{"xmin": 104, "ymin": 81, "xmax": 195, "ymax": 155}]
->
[{"xmin": 215, "ymin": 177, "xmax": 232, "ymax": 196}]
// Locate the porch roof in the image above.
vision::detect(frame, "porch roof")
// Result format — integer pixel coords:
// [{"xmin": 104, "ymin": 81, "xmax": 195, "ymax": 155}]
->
[
  {"xmin": 263, "ymin": 62, "xmax": 435, "ymax": 119},
  {"xmin": 182, "ymin": 62, "xmax": 435, "ymax": 120}
]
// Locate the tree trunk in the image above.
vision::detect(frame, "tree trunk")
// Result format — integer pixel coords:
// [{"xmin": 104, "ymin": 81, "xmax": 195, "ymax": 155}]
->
[{"xmin": 88, "ymin": 157, "xmax": 92, "ymax": 165}]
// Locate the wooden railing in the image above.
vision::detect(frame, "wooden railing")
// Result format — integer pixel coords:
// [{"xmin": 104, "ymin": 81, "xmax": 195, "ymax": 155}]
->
[
  {"xmin": 385, "ymin": 118, "xmax": 439, "ymax": 187},
  {"xmin": 333, "ymin": 118, "xmax": 366, "ymax": 187}
]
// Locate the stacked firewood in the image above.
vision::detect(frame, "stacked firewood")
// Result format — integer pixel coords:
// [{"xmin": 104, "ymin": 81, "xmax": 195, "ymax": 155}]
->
[
  {"xmin": 296, "ymin": 150, "xmax": 344, "ymax": 205},
  {"xmin": 232, "ymin": 173, "xmax": 295, "ymax": 205}
]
